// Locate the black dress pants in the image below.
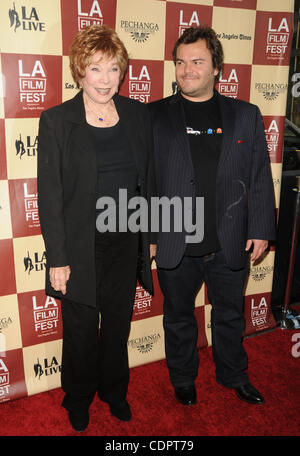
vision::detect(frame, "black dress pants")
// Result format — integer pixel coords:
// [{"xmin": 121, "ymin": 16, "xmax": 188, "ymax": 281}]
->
[
  {"xmin": 157, "ymin": 250, "xmax": 249, "ymax": 389},
  {"xmin": 61, "ymin": 231, "xmax": 139, "ymax": 412}
]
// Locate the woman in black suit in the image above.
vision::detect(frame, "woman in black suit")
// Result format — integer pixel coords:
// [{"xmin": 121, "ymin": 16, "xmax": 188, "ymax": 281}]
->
[{"xmin": 37, "ymin": 25, "xmax": 156, "ymax": 432}]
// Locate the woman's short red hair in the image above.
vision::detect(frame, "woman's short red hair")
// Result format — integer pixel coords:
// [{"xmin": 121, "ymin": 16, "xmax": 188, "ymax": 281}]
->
[{"xmin": 69, "ymin": 25, "xmax": 128, "ymax": 87}]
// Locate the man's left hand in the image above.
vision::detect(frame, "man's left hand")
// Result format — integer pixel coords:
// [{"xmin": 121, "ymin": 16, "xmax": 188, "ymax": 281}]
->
[{"xmin": 245, "ymin": 239, "xmax": 268, "ymax": 262}]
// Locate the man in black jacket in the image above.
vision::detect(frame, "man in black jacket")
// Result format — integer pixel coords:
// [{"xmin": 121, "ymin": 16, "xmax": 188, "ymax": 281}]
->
[{"xmin": 148, "ymin": 26, "xmax": 275, "ymax": 406}]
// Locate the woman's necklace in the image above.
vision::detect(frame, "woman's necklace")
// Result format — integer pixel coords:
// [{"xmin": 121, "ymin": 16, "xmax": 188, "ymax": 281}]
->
[
  {"xmin": 88, "ymin": 105, "xmax": 107, "ymax": 122},
  {"xmin": 84, "ymin": 95, "xmax": 119, "ymax": 127},
  {"xmin": 89, "ymin": 103, "xmax": 117, "ymax": 124}
]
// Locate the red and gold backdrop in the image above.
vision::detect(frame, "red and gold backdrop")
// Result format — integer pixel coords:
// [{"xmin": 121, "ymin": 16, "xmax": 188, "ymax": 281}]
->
[{"xmin": 0, "ymin": 0, "xmax": 294, "ymax": 401}]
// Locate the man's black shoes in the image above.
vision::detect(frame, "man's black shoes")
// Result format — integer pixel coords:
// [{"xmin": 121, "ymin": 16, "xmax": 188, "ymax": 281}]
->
[
  {"xmin": 174, "ymin": 385, "xmax": 197, "ymax": 405},
  {"xmin": 234, "ymin": 383, "xmax": 265, "ymax": 404},
  {"xmin": 109, "ymin": 400, "xmax": 132, "ymax": 421},
  {"xmin": 68, "ymin": 410, "xmax": 89, "ymax": 432},
  {"xmin": 98, "ymin": 392, "xmax": 132, "ymax": 421},
  {"xmin": 174, "ymin": 382, "xmax": 264, "ymax": 406}
]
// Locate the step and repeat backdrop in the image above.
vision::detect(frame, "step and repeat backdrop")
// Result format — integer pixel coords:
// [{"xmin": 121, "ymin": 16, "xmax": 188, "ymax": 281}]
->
[{"xmin": 0, "ymin": 0, "xmax": 294, "ymax": 402}]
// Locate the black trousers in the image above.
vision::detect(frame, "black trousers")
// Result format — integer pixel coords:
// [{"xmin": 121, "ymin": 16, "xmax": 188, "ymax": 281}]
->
[
  {"xmin": 157, "ymin": 250, "xmax": 249, "ymax": 389},
  {"xmin": 61, "ymin": 231, "xmax": 139, "ymax": 412}
]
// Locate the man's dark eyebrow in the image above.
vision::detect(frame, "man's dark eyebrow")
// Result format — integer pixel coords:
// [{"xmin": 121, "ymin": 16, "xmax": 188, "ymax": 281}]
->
[{"xmin": 175, "ymin": 57, "xmax": 206, "ymax": 62}]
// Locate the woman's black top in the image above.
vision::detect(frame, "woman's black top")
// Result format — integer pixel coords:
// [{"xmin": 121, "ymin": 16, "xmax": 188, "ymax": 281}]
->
[{"xmin": 87, "ymin": 121, "xmax": 138, "ymax": 232}]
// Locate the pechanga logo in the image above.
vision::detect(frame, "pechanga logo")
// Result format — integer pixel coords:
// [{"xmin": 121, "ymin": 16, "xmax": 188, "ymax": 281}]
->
[
  {"xmin": 250, "ymin": 265, "xmax": 273, "ymax": 282},
  {"xmin": 0, "ymin": 317, "xmax": 13, "ymax": 331},
  {"xmin": 77, "ymin": 0, "xmax": 103, "ymax": 30},
  {"xmin": 120, "ymin": 20, "xmax": 159, "ymax": 43},
  {"xmin": 255, "ymin": 82, "xmax": 287, "ymax": 101},
  {"xmin": 128, "ymin": 333, "xmax": 161, "ymax": 354},
  {"xmin": 8, "ymin": 2, "xmax": 46, "ymax": 33}
]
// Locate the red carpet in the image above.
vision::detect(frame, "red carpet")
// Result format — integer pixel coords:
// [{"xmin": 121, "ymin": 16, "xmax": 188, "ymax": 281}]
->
[{"xmin": 0, "ymin": 326, "xmax": 299, "ymax": 437}]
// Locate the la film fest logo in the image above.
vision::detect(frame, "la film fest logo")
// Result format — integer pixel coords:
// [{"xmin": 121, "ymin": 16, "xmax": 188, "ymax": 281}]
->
[
  {"xmin": 120, "ymin": 20, "xmax": 159, "ymax": 43},
  {"xmin": 178, "ymin": 9, "xmax": 200, "ymax": 36},
  {"xmin": 266, "ymin": 17, "xmax": 290, "ymax": 59},
  {"xmin": 15, "ymin": 132, "xmax": 37, "ymax": 160},
  {"xmin": 250, "ymin": 296, "xmax": 268, "ymax": 327},
  {"xmin": 265, "ymin": 119, "xmax": 279, "ymax": 158},
  {"xmin": 0, "ymin": 359, "xmax": 10, "ymax": 399},
  {"xmin": 23, "ymin": 183, "xmax": 39, "ymax": 228},
  {"xmin": 133, "ymin": 286, "xmax": 152, "ymax": 317},
  {"xmin": 128, "ymin": 333, "xmax": 161, "ymax": 354},
  {"xmin": 18, "ymin": 59, "xmax": 47, "ymax": 108},
  {"xmin": 77, "ymin": 0, "xmax": 103, "ymax": 30},
  {"xmin": 8, "ymin": 2, "xmax": 46, "ymax": 33},
  {"xmin": 32, "ymin": 296, "xmax": 59, "ymax": 334},
  {"xmin": 34, "ymin": 356, "xmax": 61, "ymax": 380},
  {"xmin": 218, "ymin": 68, "xmax": 239, "ymax": 99},
  {"xmin": 24, "ymin": 249, "xmax": 46, "ymax": 275},
  {"xmin": 128, "ymin": 65, "xmax": 151, "ymax": 103}
]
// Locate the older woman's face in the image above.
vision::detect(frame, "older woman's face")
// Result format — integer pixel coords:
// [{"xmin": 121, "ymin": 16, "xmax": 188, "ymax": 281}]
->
[{"xmin": 81, "ymin": 51, "xmax": 121, "ymax": 105}]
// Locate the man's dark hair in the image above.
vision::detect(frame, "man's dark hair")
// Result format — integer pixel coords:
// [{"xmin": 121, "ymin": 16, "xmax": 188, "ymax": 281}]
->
[{"xmin": 172, "ymin": 26, "xmax": 224, "ymax": 82}]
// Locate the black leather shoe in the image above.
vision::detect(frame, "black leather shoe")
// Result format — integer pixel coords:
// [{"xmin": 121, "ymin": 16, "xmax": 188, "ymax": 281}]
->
[
  {"xmin": 234, "ymin": 383, "xmax": 265, "ymax": 404},
  {"xmin": 68, "ymin": 410, "xmax": 89, "ymax": 432},
  {"xmin": 174, "ymin": 385, "xmax": 197, "ymax": 405},
  {"xmin": 109, "ymin": 400, "xmax": 132, "ymax": 421}
]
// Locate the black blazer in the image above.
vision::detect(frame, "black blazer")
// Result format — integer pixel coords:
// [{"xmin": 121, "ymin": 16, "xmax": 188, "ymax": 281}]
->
[
  {"xmin": 37, "ymin": 91, "xmax": 156, "ymax": 307},
  {"xmin": 148, "ymin": 90, "xmax": 276, "ymax": 270}
]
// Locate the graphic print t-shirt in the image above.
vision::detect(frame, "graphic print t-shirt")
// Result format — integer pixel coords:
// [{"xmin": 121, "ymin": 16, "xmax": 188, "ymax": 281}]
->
[{"xmin": 181, "ymin": 92, "xmax": 222, "ymax": 256}]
